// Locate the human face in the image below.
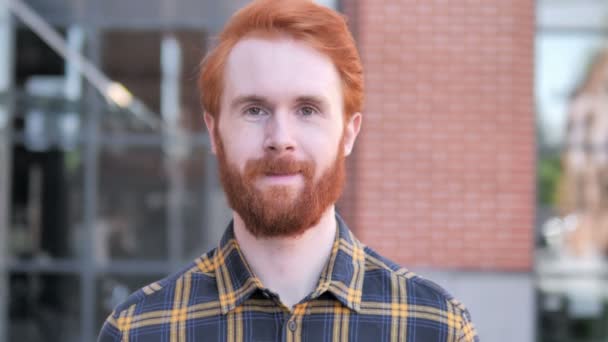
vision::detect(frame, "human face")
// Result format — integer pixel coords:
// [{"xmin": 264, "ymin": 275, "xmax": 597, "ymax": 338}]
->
[{"xmin": 204, "ymin": 36, "xmax": 361, "ymax": 237}]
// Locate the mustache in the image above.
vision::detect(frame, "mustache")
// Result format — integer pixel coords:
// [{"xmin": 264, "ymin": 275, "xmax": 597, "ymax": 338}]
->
[{"xmin": 244, "ymin": 155, "xmax": 315, "ymax": 180}]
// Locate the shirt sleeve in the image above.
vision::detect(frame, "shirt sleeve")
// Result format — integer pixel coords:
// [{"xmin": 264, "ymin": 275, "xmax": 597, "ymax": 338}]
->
[
  {"xmin": 457, "ymin": 307, "xmax": 479, "ymax": 342},
  {"xmin": 97, "ymin": 311, "xmax": 123, "ymax": 342}
]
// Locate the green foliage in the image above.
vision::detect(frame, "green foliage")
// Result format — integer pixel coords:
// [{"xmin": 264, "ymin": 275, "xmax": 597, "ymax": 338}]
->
[{"xmin": 538, "ymin": 155, "xmax": 562, "ymax": 206}]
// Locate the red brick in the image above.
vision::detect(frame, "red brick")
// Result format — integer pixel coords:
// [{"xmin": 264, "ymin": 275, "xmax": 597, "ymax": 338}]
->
[{"xmin": 340, "ymin": 0, "xmax": 534, "ymax": 271}]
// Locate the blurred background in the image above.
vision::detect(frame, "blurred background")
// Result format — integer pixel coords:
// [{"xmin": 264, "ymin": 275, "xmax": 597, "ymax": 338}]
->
[{"xmin": 0, "ymin": 0, "xmax": 606, "ymax": 341}]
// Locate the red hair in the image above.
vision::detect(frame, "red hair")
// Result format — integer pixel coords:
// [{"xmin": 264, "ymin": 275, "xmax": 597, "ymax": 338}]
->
[{"xmin": 198, "ymin": 0, "xmax": 363, "ymax": 119}]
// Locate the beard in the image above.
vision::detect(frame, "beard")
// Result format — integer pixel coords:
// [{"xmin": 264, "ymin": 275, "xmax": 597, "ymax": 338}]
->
[{"xmin": 215, "ymin": 134, "xmax": 345, "ymax": 238}]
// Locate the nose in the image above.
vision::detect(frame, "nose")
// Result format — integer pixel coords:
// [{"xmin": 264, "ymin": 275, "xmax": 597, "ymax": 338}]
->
[{"xmin": 263, "ymin": 112, "xmax": 296, "ymax": 154}]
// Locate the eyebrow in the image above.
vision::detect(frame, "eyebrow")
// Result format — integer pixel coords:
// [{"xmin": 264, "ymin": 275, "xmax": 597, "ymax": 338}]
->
[
  {"xmin": 230, "ymin": 95, "xmax": 271, "ymax": 111},
  {"xmin": 295, "ymin": 95, "xmax": 329, "ymax": 109}
]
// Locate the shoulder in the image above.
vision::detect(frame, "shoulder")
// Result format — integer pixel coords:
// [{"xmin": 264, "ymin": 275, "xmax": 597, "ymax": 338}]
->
[
  {"xmin": 113, "ymin": 249, "xmax": 218, "ymax": 315},
  {"xmin": 98, "ymin": 249, "xmax": 219, "ymax": 339},
  {"xmin": 361, "ymin": 245, "xmax": 478, "ymax": 341},
  {"xmin": 361, "ymin": 244, "xmax": 450, "ymax": 299}
]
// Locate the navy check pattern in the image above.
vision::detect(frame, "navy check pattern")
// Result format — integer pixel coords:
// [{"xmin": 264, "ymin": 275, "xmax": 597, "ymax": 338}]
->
[{"xmin": 98, "ymin": 214, "xmax": 478, "ymax": 341}]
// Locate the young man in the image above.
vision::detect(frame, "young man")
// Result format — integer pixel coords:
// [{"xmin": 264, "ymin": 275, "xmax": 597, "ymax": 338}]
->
[{"xmin": 99, "ymin": 1, "xmax": 479, "ymax": 341}]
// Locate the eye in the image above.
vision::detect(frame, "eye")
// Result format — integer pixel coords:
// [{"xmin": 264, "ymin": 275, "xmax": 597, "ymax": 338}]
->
[
  {"xmin": 244, "ymin": 106, "xmax": 267, "ymax": 117},
  {"xmin": 298, "ymin": 105, "xmax": 319, "ymax": 117}
]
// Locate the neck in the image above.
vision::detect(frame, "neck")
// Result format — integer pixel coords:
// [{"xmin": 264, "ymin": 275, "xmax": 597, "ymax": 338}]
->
[{"xmin": 233, "ymin": 206, "xmax": 337, "ymax": 309}]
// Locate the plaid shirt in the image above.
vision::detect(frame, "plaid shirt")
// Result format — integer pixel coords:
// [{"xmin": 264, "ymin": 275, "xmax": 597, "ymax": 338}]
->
[{"xmin": 99, "ymin": 214, "xmax": 478, "ymax": 341}]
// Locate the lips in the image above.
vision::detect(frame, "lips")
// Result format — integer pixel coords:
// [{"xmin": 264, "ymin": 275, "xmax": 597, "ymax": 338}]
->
[
  {"xmin": 265, "ymin": 171, "xmax": 300, "ymax": 176},
  {"xmin": 263, "ymin": 165, "xmax": 302, "ymax": 175},
  {"xmin": 243, "ymin": 155, "xmax": 315, "ymax": 184}
]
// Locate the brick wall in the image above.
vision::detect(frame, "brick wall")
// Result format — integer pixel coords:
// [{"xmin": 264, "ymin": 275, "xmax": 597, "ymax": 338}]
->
[{"xmin": 339, "ymin": 0, "xmax": 535, "ymax": 270}]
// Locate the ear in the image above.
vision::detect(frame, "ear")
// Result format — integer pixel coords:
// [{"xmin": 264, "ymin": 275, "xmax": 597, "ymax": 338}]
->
[
  {"xmin": 343, "ymin": 112, "xmax": 362, "ymax": 156},
  {"xmin": 204, "ymin": 112, "xmax": 218, "ymax": 154}
]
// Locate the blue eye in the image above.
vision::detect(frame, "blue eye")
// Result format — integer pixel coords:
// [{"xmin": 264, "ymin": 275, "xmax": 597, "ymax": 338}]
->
[
  {"xmin": 298, "ymin": 105, "xmax": 318, "ymax": 116},
  {"xmin": 244, "ymin": 106, "xmax": 267, "ymax": 117}
]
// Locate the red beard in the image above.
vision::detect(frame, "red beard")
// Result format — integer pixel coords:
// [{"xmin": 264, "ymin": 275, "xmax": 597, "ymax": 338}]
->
[{"xmin": 215, "ymin": 135, "xmax": 345, "ymax": 238}]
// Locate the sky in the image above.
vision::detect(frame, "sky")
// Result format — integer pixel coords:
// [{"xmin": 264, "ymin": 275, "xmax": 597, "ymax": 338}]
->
[{"xmin": 535, "ymin": 33, "xmax": 606, "ymax": 148}]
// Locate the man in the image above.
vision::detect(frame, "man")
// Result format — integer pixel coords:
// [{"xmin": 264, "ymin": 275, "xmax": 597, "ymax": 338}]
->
[{"xmin": 98, "ymin": 0, "xmax": 479, "ymax": 341}]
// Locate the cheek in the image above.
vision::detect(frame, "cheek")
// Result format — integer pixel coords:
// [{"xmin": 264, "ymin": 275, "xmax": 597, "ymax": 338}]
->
[
  {"xmin": 218, "ymin": 124, "xmax": 264, "ymax": 169},
  {"xmin": 303, "ymin": 130, "xmax": 343, "ymax": 177}
]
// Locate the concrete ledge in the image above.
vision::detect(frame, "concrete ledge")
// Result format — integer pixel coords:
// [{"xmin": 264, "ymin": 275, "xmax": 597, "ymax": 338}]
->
[{"xmin": 412, "ymin": 269, "xmax": 535, "ymax": 342}]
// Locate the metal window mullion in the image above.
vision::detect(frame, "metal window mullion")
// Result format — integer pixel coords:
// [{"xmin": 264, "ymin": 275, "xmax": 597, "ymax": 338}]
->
[
  {"xmin": 80, "ymin": 26, "xmax": 99, "ymax": 342},
  {"xmin": 0, "ymin": 1, "xmax": 14, "ymax": 341},
  {"xmin": 161, "ymin": 34, "xmax": 185, "ymax": 267},
  {"xmin": 0, "ymin": 105, "xmax": 11, "ymax": 342}
]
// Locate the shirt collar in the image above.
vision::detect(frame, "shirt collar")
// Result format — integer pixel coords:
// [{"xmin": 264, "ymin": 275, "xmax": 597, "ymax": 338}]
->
[{"xmin": 213, "ymin": 213, "xmax": 366, "ymax": 314}]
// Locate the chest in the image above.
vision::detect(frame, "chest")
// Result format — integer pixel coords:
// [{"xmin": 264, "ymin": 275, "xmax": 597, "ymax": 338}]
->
[{"xmin": 127, "ymin": 299, "xmax": 460, "ymax": 342}]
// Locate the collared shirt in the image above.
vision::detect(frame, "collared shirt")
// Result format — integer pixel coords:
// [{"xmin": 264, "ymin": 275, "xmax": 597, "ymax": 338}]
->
[{"xmin": 98, "ymin": 215, "xmax": 479, "ymax": 341}]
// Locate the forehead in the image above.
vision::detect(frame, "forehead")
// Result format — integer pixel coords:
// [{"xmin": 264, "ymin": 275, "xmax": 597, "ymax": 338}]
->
[{"xmin": 222, "ymin": 36, "xmax": 342, "ymax": 105}]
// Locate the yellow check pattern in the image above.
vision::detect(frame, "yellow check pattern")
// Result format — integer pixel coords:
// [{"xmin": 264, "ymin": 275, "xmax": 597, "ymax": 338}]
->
[{"xmin": 98, "ymin": 215, "xmax": 479, "ymax": 341}]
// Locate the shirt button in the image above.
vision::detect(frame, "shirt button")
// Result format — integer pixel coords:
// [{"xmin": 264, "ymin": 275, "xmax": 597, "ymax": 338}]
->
[{"xmin": 287, "ymin": 320, "xmax": 297, "ymax": 332}]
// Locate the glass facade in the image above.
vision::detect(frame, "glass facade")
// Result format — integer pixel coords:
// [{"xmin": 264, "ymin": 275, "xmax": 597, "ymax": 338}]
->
[
  {"xmin": 536, "ymin": 1, "xmax": 608, "ymax": 341},
  {"xmin": 0, "ymin": 1, "xmax": 241, "ymax": 340}
]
